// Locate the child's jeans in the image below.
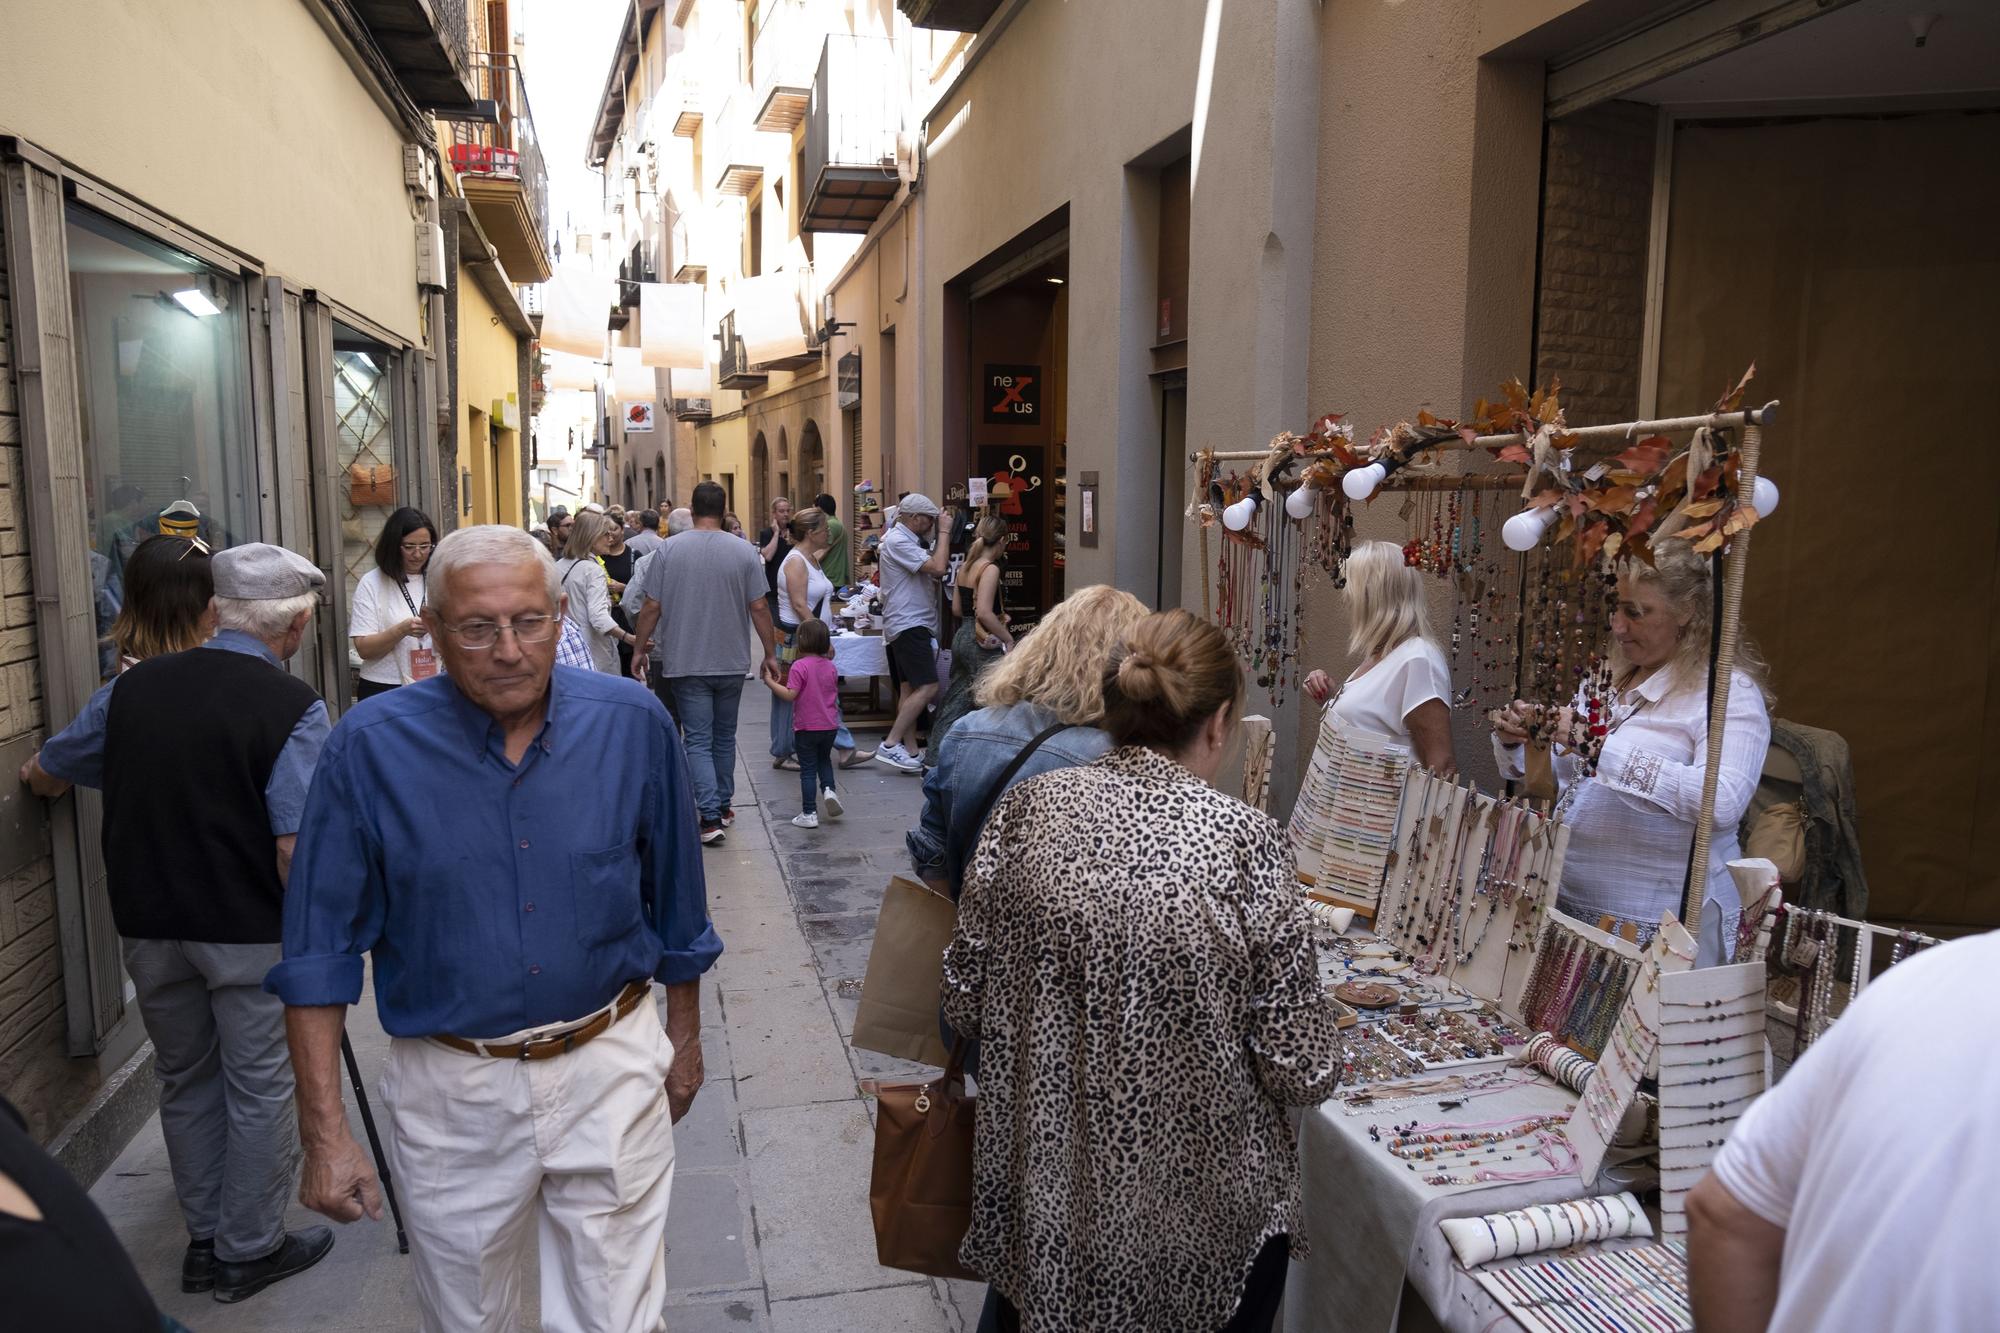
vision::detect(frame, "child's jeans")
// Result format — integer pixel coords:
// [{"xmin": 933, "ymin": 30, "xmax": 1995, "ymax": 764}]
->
[{"xmin": 796, "ymin": 728, "xmax": 838, "ymax": 813}]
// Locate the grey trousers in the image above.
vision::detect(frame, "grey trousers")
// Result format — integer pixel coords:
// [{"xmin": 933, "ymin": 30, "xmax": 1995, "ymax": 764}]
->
[{"xmin": 122, "ymin": 939, "xmax": 299, "ymax": 1262}]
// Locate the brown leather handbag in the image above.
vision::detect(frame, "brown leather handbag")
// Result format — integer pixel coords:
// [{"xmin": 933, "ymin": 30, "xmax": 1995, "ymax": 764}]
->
[
  {"xmin": 867, "ymin": 1040, "xmax": 980, "ymax": 1281},
  {"xmin": 348, "ymin": 462, "xmax": 397, "ymax": 508}
]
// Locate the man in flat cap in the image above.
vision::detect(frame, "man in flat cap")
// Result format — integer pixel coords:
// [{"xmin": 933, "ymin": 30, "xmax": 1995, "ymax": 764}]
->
[{"xmin": 22, "ymin": 543, "xmax": 335, "ymax": 1303}]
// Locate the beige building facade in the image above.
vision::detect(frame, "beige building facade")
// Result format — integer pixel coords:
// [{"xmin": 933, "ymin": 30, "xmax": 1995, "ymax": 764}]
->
[
  {"xmin": 897, "ymin": 0, "xmax": 1997, "ymax": 931},
  {"xmin": 0, "ymin": 0, "xmax": 521, "ymax": 1154}
]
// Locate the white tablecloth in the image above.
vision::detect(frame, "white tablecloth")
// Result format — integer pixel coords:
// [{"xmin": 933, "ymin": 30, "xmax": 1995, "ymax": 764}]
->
[{"xmin": 831, "ymin": 633, "xmax": 890, "ymax": 679}]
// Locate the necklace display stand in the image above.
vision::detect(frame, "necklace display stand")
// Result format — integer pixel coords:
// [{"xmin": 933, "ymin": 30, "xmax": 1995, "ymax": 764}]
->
[
  {"xmin": 1655, "ymin": 961, "xmax": 1769, "ymax": 1236},
  {"xmin": 1564, "ymin": 916, "xmax": 1698, "ymax": 1184}
]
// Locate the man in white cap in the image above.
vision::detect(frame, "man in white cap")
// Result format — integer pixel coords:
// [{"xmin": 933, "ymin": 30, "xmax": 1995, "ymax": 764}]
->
[
  {"xmin": 21, "ymin": 543, "xmax": 334, "ymax": 1303},
  {"xmin": 874, "ymin": 492, "xmax": 954, "ymax": 772}
]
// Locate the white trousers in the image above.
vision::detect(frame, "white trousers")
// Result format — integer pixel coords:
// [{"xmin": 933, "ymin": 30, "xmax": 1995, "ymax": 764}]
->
[{"xmin": 381, "ymin": 998, "xmax": 677, "ymax": 1333}]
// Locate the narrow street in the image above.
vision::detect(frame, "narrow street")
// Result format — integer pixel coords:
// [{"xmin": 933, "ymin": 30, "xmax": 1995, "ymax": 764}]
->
[{"xmin": 88, "ymin": 695, "xmax": 981, "ymax": 1331}]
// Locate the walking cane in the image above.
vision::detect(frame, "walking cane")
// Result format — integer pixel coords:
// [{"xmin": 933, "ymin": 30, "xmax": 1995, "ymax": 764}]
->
[{"xmin": 339, "ymin": 1031, "xmax": 410, "ymax": 1255}]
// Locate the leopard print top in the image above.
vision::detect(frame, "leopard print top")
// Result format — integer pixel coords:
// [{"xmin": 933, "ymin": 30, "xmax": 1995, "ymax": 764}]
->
[{"xmin": 942, "ymin": 745, "xmax": 1343, "ymax": 1330}]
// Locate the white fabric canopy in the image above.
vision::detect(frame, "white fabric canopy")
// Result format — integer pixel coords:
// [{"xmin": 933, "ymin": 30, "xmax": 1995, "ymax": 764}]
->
[
  {"xmin": 639, "ymin": 282, "xmax": 708, "ymax": 368},
  {"xmin": 611, "ymin": 346, "xmax": 653, "ymax": 402},
  {"xmin": 540, "ymin": 263, "xmax": 615, "ymax": 358},
  {"xmin": 669, "ymin": 364, "xmax": 712, "ymax": 396},
  {"xmin": 543, "ymin": 350, "xmax": 601, "ymax": 392},
  {"xmin": 734, "ymin": 272, "xmax": 809, "ymax": 365}
]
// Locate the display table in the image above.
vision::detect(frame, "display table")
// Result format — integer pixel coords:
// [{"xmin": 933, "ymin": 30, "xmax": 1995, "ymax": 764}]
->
[
  {"xmin": 1285, "ymin": 1070, "xmax": 1607, "ymax": 1332},
  {"xmin": 830, "ymin": 632, "xmax": 890, "ymax": 680}
]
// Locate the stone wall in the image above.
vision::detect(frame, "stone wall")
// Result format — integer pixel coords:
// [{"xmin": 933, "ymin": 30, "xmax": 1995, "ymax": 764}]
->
[
  {"xmin": 1533, "ymin": 100, "xmax": 1656, "ymax": 424},
  {"xmin": 0, "ymin": 212, "xmax": 90, "ymax": 1143}
]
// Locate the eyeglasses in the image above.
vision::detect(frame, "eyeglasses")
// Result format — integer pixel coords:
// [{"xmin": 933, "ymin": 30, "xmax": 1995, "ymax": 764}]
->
[
  {"xmin": 434, "ymin": 614, "xmax": 559, "ymax": 649},
  {"xmin": 401, "ymin": 541, "xmax": 434, "ymax": 553}
]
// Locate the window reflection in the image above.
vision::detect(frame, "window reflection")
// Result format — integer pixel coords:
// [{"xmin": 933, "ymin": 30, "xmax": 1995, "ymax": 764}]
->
[{"xmin": 66, "ymin": 206, "xmax": 252, "ymax": 682}]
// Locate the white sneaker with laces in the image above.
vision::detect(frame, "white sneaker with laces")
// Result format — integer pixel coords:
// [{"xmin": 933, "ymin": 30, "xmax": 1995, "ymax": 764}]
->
[
  {"xmin": 872, "ymin": 742, "xmax": 909, "ymax": 770},
  {"xmin": 821, "ymin": 788, "xmax": 844, "ymax": 819},
  {"xmin": 791, "ymin": 812, "xmax": 819, "ymax": 829}
]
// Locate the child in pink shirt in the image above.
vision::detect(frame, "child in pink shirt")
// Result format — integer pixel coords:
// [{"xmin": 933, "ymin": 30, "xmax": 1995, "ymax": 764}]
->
[{"xmin": 762, "ymin": 618, "xmax": 844, "ymax": 828}]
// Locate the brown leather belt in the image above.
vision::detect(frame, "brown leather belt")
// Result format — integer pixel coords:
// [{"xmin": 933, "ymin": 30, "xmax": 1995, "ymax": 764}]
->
[{"xmin": 431, "ymin": 980, "xmax": 652, "ymax": 1061}]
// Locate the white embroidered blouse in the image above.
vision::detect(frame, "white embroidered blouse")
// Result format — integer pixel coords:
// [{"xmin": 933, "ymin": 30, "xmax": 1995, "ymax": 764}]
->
[{"xmin": 1494, "ymin": 666, "xmax": 1771, "ymax": 961}]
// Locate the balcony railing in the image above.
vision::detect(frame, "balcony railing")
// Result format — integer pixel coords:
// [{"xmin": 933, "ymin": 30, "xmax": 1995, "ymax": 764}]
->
[
  {"xmin": 450, "ymin": 52, "xmax": 553, "ymax": 282},
  {"xmin": 710, "ymin": 94, "xmax": 767, "ymax": 197},
  {"xmin": 350, "ymin": 0, "xmax": 479, "ymax": 112},
  {"xmin": 750, "ymin": 0, "xmax": 817, "ymax": 132},
  {"xmin": 670, "ymin": 211, "xmax": 707, "ymax": 283},
  {"xmin": 717, "ymin": 311, "xmax": 768, "ymax": 391},
  {"xmin": 801, "ymin": 36, "xmax": 902, "ymax": 235}
]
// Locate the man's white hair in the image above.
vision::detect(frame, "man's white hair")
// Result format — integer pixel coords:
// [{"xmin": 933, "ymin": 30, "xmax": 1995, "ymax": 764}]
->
[
  {"xmin": 666, "ymin": 507, "xmax": 694, "ymax": 536},
  {"xmin": 427, "ymin": 525, "xmax": 562, "ymax": 614},
  {"xmin": 215, "ymin": 593, "xmax": 319, "ymax": 640}
]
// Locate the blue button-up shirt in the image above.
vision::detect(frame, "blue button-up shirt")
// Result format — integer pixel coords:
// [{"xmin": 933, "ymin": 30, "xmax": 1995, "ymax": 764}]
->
[
  {"xmin": 265, "ymin": 666, "xmax": 723, "ymax": 1038},
  {"xmin": 37, "ymin": 629, "xmax": 330, "ymax": 834}
]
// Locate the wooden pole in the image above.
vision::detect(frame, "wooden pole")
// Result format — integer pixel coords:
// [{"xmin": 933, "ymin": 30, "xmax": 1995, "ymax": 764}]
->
[
  {"xmin": 1194, "ymin": 401, "xmax": 1779, "ymax": 464},
  {"xmin": 1679, "ymin": 422, "xmax": 1763, "ymax": 946}
]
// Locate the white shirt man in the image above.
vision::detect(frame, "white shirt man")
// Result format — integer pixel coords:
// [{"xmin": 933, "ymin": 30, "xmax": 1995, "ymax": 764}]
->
[
  {"xmin": 1687, "ymin": 931, "xmax": 2000, "ymax": 1332},
  {"xmin": 873, "ymin": 492, "xmax": 952, "ymax": 773}
]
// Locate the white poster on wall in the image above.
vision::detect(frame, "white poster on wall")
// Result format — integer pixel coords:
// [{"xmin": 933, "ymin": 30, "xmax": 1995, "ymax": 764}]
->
[{"xmin": 639, "ymin": 282, "xmax": 708, "ymax": 368}]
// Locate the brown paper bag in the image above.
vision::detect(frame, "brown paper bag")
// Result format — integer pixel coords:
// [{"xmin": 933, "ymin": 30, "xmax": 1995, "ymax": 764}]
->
[{"xmin": 852, "ymin": 876, "xmax": 956, "ymax": 1069}]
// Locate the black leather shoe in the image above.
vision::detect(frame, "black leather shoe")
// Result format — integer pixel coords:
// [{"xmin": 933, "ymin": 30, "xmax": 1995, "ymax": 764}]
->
[
  {"xmin": 212, "ymin": 1227, "xmax": 334, "ymax": 1303},
  {"xmin": 180, "ymin": 1237, "xmax": 216, "ymax": 1293}
]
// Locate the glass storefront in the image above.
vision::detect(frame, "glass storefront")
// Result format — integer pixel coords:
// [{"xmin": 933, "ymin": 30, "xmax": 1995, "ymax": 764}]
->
[
  {"xmin": 331, "ymin": 322, "xmax": 401, "ymax": 603},
  {"xmin": 65, "ymin": 205, "xmax": 255, "ymax": 680}
]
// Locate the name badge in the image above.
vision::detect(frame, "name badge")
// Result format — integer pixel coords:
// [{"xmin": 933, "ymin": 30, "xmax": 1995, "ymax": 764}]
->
[{"xmin": 408, "ymin": 647, "xmax": 439, "ymax": 681}]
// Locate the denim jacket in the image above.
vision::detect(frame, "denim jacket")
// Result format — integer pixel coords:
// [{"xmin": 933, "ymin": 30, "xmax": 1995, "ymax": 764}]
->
[{"xmin": 906, "ymin": 702, "xmax": 1113, "ymax": 895}]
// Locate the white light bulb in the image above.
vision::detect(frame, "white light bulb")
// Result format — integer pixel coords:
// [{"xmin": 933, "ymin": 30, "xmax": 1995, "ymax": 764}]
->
[
  {"xmin": 1502, "ymin": 506, "xmax": 1558, "ymax": 552},
  {"xmin": 1222, "ymin": 498, "xmax": 1254, "ymax": 531},
  {"xmin": 1750, "ymin": 475, "xmax": 1779, "ymax": 516},
  {"xmin": 1342, "ymin": 462, "xmax": 1387, "ymax": 502},
  {"xmin": 1285, "ymin": 485, "xmax": 1318, "ymax": 520}
]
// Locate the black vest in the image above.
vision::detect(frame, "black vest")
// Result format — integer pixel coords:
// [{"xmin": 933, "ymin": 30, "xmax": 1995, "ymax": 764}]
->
[{"xmin": 102, "ymin": 646, "xmax": 321, "ymax": 943}]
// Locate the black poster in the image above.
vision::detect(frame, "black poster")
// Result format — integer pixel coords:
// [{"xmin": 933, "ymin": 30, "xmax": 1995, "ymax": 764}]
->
[
  {"xmin": 982, "ymin": 364, "xmax": 1041, "ymax": 425},
  {"xmin": 977, "ymin": 445, "xmax": 1046, "ymax": 617}
]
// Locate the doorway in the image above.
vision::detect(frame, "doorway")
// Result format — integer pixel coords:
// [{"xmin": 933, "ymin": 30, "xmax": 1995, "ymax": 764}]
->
[{"xmin": 1157, "ymin": 375, "xmax": 1186, "ymax": 609}]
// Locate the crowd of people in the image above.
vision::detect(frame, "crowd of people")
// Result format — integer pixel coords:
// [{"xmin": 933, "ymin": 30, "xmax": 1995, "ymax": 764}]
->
[{"xmin": 4, "ymin": 478, "xmax": 1990, "ymax": 1333}]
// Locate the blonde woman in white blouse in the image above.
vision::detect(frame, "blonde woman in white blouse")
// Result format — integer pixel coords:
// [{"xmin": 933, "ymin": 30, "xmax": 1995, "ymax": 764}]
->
[
  {"xmin": 1492, "ymin": 538, "xmax": 1771, "ymax": 966},
  {"xmin": 1302, "ymin": 540, "xmax": 1457, "ymax": 776}
]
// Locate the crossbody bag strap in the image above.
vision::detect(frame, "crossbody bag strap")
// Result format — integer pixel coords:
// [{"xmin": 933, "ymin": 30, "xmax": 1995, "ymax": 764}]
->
[{"xmin": 976, "ymin": 723, "xmax": 1073, "ymax": 829}]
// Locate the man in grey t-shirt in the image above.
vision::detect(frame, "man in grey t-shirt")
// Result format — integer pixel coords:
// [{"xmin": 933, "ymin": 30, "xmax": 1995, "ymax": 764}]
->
[
  {"xmin": 631, "ymin": 481, "xmax": 778, "ymax": 843},
  {"xmin": 873, "ymin": 493, "xmax": 953, "ymax": 773}
]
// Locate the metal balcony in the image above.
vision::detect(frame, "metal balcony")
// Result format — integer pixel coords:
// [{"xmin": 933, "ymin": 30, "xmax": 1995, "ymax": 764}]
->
[
  {"xmin": 351, "ymin": 0, "xmax": 481, "ymax": 114},
  {"xmin": 670, "ymin": 396, "xmax": 713, "ymax": 421},
  {"xmin": 801, "ymin": 36, "xmax": 901, "ymax": 235},
  {"xmin": 450, "ymin": 53, "xmax": 553, "ymax": 283},
  {"xmin": 711, "ymin": 95, "xmax": 766, "ymax": 197},
  {"xmin": 750, "ymin": 0, "xmax": 817, "ymax": 133},
  {"xmin": 717, "ymin": 311, "xmax": 768, "ymax": 391},
  {"xmin": 670, "ymin": 213, "xmax": 707, "ymax": 284},
  {"xmin": 897, "ymin": 0, "xmax": 1004, "ymax": 31},
  {"xmin": 671, "ymin": 71, "xmax": 704, "ymax": 136}
]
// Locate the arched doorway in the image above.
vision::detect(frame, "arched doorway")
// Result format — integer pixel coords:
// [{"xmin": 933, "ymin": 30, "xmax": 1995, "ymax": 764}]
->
[
  {"xmin": 654, "ymin": 452, "xmax": 668, "ymax": 509},
  {"xmin": 800, "ymin": 419, "xmax": 825, "ymax": 502},
  {"xmin": 750, "ymin": 431, "xmax": 770, "ymax": 524}
]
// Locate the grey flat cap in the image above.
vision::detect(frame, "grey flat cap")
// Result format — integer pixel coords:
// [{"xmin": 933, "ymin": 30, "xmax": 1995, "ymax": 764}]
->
[
  {"xmin": 212, "ymin": 544, "xmax": 325, "ymax": 600},
  {"xmin": 896, "ymin": 492, "xmax": 939, "ymax": 519}
]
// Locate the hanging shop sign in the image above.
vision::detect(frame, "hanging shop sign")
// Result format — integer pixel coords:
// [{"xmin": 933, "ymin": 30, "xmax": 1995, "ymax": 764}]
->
[
  {"xmin": 983, "ymin": 364, "xmax": 1040, "ymax": 425},
  {"xmin": 624, "ymin": 401, "xmax": 656, "ymax": 433}
]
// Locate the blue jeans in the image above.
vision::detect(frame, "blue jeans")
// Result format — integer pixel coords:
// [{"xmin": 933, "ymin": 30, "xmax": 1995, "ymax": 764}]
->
[
  {"xmin": 671, "ymin": 674, "xmax": 746, "ymax": 821},
  {"xmin": 796, "ymin": 729, "xmax": 838, "ymax": 814}
]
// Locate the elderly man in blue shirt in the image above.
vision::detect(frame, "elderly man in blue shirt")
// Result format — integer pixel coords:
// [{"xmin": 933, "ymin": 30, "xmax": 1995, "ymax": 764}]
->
[
  {"xmin": 266, "ymin": 525, "xmax": 721, "ymax": 1333},
  {"xmin": 22, "ymin": 542, "xmax": 334, "ymax": 1303}
]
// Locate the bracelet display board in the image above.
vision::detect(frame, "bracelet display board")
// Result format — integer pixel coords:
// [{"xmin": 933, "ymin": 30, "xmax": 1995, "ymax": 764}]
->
[
  {"xmin": 1656, "ymin": 961, "xmax": 1768, "ymax": 1236},
  {"xmin": 1471, "ymin": 1240, "xmax": 1692, "ymax": 1333},
  {"xmin": 1289, "ymin": 718, "xmax": 1410, "ymax": 917}
]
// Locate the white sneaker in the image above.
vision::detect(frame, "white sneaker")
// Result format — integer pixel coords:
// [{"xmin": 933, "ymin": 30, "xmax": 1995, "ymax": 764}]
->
[
  {"xmin": 874, "ymin": 743, "xmax": 924, "ymax": 774},
  {"xmin": 821, "ymin": 788, "xmax": 844, "ymax": 819},
  {"xmin": 791, "ymin": 812, "xmax": 819, "ymax": 829}
]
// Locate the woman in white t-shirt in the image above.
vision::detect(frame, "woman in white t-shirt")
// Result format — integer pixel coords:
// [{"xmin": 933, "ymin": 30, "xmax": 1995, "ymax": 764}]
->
[
  {"xmin": 1301, "ymin": 540, "xmax": 1457, "ymax": 776},
  {"xmin": 350, "ymin": 507, "xmax": 439, "ymax": 701}
]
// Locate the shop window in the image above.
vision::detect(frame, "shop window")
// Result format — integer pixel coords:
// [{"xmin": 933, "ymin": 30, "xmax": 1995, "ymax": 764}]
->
[
  {"xmin": 331, "ymin": 323, "xmax": 402, "ymax": 603},
  {"xmin": 65, "ymin": 205, "xmax": 255, "ymax": 682}
]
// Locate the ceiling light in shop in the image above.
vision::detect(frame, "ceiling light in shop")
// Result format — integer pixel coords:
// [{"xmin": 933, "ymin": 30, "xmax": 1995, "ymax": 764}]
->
[
  {"xmin": 171, "ymin": 287, "xmax": 222, "ymax": 318},
  {"xmin": 1045, "ymin": 277, "xmax": 1065, "ymax": 285}
]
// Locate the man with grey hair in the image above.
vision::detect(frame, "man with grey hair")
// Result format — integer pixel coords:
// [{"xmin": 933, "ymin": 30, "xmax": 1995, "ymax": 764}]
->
[
  {"xmin": 22, "ymin": 543, "xmax": 334, "ymax": 1303},
  {"xmin": 270, "ymin": 524, "xmax": 720, "ymax": 1332}
]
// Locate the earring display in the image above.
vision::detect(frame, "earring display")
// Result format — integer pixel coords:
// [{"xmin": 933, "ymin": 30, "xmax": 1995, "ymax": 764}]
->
[{"xmin": 1290, "ymin": 723, "xmax": 1413, "ymax": 916}]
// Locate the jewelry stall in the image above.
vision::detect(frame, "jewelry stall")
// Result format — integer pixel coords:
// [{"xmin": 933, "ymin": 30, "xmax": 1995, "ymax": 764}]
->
[{"xmin": 1190, "ymin": 373, "xmax": 1929, "ymax": 1331}]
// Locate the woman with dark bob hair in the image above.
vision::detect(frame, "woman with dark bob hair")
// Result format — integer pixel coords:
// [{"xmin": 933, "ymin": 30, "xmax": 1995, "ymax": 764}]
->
[
  {"xmin": 109, "ymin": 534, "xmax": 216, "ymax": 673},
  {"xmin": 349, "ymin": 507, "xmax": 438, "ymax": 700}
]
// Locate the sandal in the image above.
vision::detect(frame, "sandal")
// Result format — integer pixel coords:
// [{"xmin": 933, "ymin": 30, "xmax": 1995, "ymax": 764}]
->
[
  {"xmin": 772, "ymin": 756, "xmax": 801, "ymax": 771},
  {"xmin": 838, "ymin": 749, "xmax": 875, "ymax": 768}
]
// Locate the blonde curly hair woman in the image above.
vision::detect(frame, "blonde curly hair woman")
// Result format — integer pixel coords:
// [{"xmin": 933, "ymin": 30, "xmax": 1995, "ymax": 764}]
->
[{"xmin": 906, "ymin": 584, "xmax": 1149, "ymax": 892}]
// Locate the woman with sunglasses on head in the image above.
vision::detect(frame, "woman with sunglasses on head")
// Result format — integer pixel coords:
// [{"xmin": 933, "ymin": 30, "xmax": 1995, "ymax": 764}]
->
[{"xmin": 350, "ymin": 507, "xmax": 439, "ymax": 700}]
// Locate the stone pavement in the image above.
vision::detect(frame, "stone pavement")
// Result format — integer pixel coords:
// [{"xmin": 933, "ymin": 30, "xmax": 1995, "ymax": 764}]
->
[{"xmin": 89, "ymin": 688, "xmax": 984, "ymax": 1331}]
